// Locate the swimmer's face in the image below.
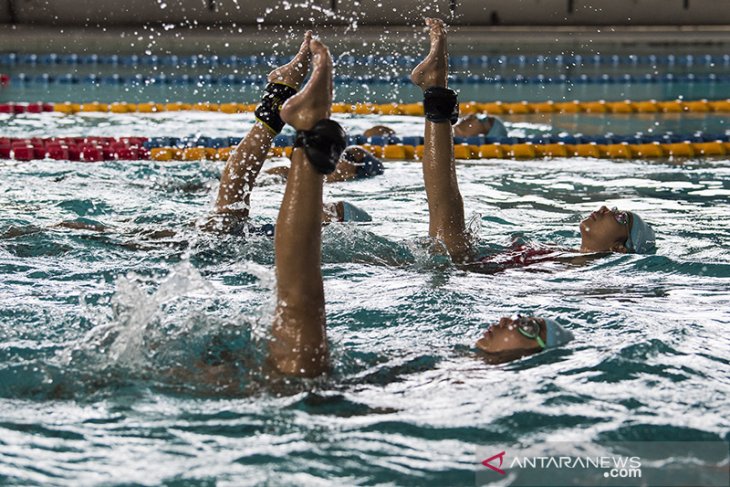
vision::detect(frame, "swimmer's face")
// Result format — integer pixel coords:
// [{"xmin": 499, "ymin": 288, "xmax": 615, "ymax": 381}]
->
[
  {"xmin": 454, "ymin": 115, "xmax": 488, "ymax": 137},
  {"xmin": 475, "ymin": 316, "xmax": 545, "ymax": 364},
  {"xmin": 579, "ymin": 206, "xmax": 630, "ymax": 253}
]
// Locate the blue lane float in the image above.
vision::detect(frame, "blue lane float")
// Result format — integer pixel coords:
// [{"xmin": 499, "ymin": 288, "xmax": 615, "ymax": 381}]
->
[
  {"xmin": 139, "ymin": 131, "xmax": 730, "ymax": 150},
  {"xmin": 7, "ymin": 72, "xmax": 730, "ymax": 87},
  {"xmin": 2, "ymin": 52, "xmax": 730, "ymax": 68}
]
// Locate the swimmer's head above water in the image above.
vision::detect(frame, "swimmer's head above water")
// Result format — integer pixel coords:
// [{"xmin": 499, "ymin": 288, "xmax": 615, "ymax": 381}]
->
[
  {"xmin": 323, "ymin": 201, "xmax": 372, "ymax": 223},
  {"xmin": 475, "ymin": 315, "xmax": 574, "ymax": 363},
  {"xmin": 453, "ymin": 114, "xmax": 508, "ymax": 138},
  {"xmin": 579, "ymin": 205, "xmax": 656, "ymax": 254},
  {"xmin": 267, "ymin": 146, "xmax": 384, "ymax": 184},
  {"xmin": 339, "ymin": 146, "xmax": 385, "ymax": 180},
  {"xmin": 365, "ymin": 115, "xmax": 508, "ymax": 141}
]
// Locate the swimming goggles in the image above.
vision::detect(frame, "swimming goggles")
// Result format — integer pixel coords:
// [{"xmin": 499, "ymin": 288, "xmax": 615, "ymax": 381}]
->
[
  {"xmin": 610, "ymin": 207, "xmax": 629, "ymax": 225},
  {"xmin": 515, "ymin": 315, "xmax": 546, "ymax": 349}
]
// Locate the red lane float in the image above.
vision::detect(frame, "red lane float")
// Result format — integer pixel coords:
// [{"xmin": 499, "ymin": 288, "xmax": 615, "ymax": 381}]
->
[
  {"xmin": 0, "ymin": 136, "xmax": 149, "ymax": 162},
  {"xmin": 0, "ymin": 102, "xmax": 54, "ymax": 113}
]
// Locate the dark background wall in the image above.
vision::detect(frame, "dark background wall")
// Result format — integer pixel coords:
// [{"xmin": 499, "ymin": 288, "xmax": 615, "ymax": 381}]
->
[{"xmin": 1, "ymin": 0, "xmax": 729, "ymax": 26}]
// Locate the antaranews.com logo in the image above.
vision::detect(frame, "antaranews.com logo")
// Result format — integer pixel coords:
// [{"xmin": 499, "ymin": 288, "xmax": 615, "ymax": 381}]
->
[
  {"xmin": 475, "ymin": 442, "xmax": 729, "ymax": 487},
  {"xmin": 481, "ymin": 450, "xmax": 641, "ymax": 478}
]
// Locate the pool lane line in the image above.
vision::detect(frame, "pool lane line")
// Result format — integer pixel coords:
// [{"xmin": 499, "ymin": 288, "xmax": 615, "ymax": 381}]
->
[
  {"xmin": 139, "ymin": 132, "xmax": 730, "ymax": 149},
  {"xmin": 2, "ymin": 53, "xmax": 730, "ymax": 68},
  {"xmin": 1, "ymin": 99, "xmax": 729, "ymax": 115},
  {"xmin": 2, "ymin": 135, "xmax": 729, "ymax": 162},
  {"xmin": 5, "ymin": 132, "xmax": 729, "ymax": 150},
  {"xmin": 3, "ymin": 72, "xmax": 729, "ymax": 87},
  {"xmin": 150, "ymin": 141, "xmax": 728, "ymax": 161}
]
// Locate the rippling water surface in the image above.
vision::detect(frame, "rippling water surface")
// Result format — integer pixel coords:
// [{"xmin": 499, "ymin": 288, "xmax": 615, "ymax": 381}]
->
[{"xmin": 1, "ymin": 108, "xmax": 729, "ymax": 486}]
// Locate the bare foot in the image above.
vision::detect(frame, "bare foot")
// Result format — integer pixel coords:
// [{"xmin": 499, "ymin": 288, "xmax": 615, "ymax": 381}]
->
[
  {"xmin": 410, "ymin": 18, "xmax": 448, "ymax": 90},
  {"xmin": 280, "ymin": 38, "xmax": 333, "ymax": 131},
  {"xmin": 267, "ymin": 30, "xmax": 313, "ymax": 89}
]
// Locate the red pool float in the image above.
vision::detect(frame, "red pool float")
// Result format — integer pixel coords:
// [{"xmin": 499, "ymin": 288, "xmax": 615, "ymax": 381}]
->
[
  {"xmin": 12, "ymin": 145, "xmax": 34, "ymax": 161},
  {"xmin": 27, "ymin": 103, "xmax": 44, "ymax": 114},
  {"xmin": 46, "ymin": 143, "xmax": 69, "ymax": 160},
  {"xmin": 67, "ymin": 145, "xmax": 81, "ymax": 161},
  {"xmin": 81, "ymin": 145, "xmax": 103, "ymax": 162}
]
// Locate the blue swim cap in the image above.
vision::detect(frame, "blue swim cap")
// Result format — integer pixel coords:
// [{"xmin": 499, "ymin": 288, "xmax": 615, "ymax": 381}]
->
[
  {"xmin": 477, "ymin": 115, "xmax": 508, "ymax": 138},
  {"xmin": 341, "ymin": 201, "xmax": 372, "ymax": 222},
  {"xmin": 626, "ymin": 212, "xmax": 656, "ymax": 254},
  {"xmin": 544, "ymin": 318, "xmax": 574, "ymax": 348},
  {"xmin": 487, "ymin": 117, "xmax": 508, "ymax": 138}
]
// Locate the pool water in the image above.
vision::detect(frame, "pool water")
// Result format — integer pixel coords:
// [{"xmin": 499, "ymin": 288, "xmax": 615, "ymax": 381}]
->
[
  {"xmin": 0, "ymin": 21, "xmax": 730, "ymax": 474},
  {"xmin": 1, "ymin": 107, "xmax": 730, "ymax": 484}
]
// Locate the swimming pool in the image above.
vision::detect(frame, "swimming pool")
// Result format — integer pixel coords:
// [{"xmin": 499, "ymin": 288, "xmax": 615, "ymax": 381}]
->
[{"xmin": 1, "ymin": 51, "xmax": 730, "ymax": 485}]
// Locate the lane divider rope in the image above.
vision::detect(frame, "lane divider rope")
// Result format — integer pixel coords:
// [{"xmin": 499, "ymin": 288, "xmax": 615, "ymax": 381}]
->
[
  {"xmin": 2, "ymin": 72, "xmax": 728, "ymax": 86},
  {"xmin": 2, "ymin": 134, "xmax": 728, "ymax": 162},
  {"xmin": 2, "ymin": 99, "xmax": 729, "ymax": 115},
  {"xmin": 2, "ymin": 53, "xmax": 729, "ymax": 68}
]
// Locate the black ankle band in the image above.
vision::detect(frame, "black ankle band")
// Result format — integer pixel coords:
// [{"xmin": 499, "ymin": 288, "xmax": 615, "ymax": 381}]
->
[
  {"xmin": 423, "ymin": 86, "xmax": 459, "ymax": 124},
  {"xmin": 255, "ymin": 82, "xmax": 298, "ymax": 134},
  {"xmin": 293, "ymin": 119, "xmax": 347, "ymax": 175}
]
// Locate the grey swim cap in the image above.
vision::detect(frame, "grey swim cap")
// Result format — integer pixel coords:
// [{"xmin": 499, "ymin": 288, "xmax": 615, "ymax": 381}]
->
[
  {"xmin": 544, "ymin": 319, "xmax": 574, "ymax": 348},
  {"xmin": 626, "ymin": 212, "xmax": 656, "ymax": 254}
]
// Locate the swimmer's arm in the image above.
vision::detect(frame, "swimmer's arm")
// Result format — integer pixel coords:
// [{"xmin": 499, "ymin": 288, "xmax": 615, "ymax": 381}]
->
[
  {"xmin": 54, "ymin": 221, "xmax": 109, "ymax": 232},
  {"xmin": 554, "ymin": 252, "xmax": 607, "ymax": 266},
  {"xmin": 215, "ymin": 122, "xmax": 276, "ymax": 219}
]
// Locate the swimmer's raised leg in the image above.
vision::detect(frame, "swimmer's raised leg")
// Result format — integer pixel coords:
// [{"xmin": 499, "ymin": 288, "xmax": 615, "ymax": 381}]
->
[
  {"xmin": 269, "ymin": 38, "xmax": 339, "ymax": 377},
  {"xmin": 411, "ymin": 18, "xmax": 471, "ymax": 263},
  {"xmin": 213, "ymin": 31, "xmax": 312, "ymax": 221}
]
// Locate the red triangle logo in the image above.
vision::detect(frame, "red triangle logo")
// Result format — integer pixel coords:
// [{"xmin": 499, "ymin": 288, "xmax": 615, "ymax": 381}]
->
[{"xmin": 481, "ymin": 451, "xmax": 506, "ymax": 475}]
